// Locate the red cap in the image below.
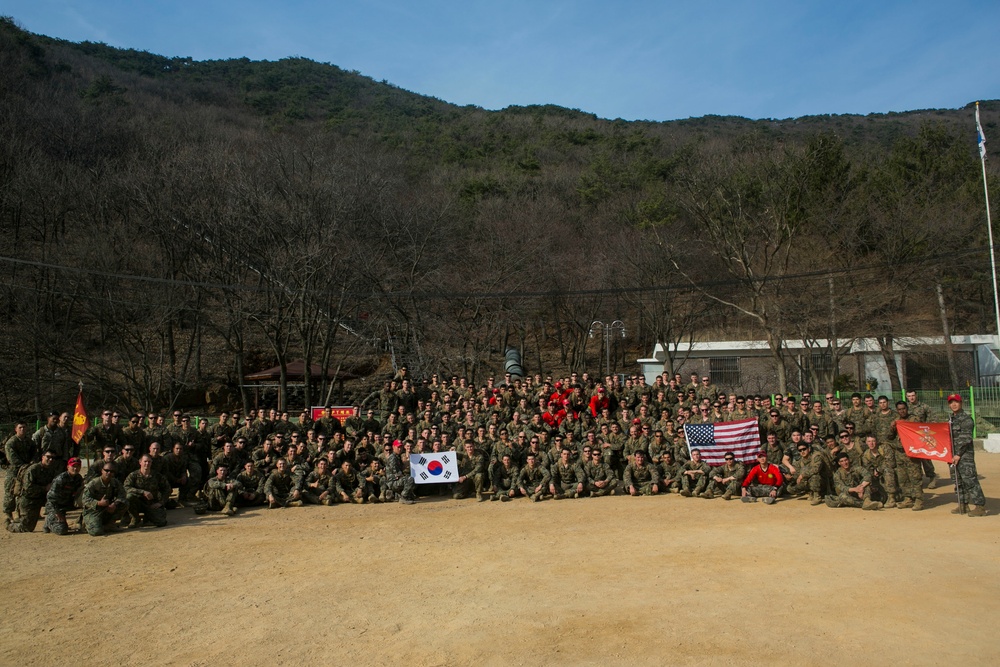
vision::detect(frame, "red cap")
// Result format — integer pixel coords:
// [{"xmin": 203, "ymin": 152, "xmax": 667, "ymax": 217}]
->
[
  {"xmin": 68, "ymin": 457, "xmax": 82, "ymax": 468},
  {"xmin": 555, "ymin": 382, "xmax": 563, "ymax": 389},
  {"xmin": 392, "ymin": 439, "xmax": 403, "ymax": 449},
  {"xmin": 947, "ymin": 394, "xmax": 962, "ymax": 403},
  {"xmin": 598, "ymin": 387, "xmax": 605, "ymax": 393}
]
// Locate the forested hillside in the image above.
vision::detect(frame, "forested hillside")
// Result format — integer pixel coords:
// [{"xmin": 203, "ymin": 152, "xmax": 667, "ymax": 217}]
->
[{"xmin": 1, "ymin": 16, "xmax": 997, "ymax": 415}]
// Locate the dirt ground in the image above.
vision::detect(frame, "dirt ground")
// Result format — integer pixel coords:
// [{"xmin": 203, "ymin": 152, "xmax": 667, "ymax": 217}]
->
[{"xmin": 2, "ymin": 455, "xmax": 999, "ymax": 667}]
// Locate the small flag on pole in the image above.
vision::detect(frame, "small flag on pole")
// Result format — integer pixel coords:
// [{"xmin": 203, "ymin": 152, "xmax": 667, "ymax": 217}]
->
[
  {"xmin": 410, "ymin": 452, "xmax": 459, "ymax": 484},
  {"xmin": 977, "ymin": 102, "xmax": 987, "ymax": 160},
  {"xmin": 897, "ymin": 421, "xmax": 953, "ymax": 463},
  {"xmin": 682, "ymin": 418, "xmax": 761, "ymax": 466},
  {"xmin": 71, "ymin": 388, "xmax": 88, "ymax": 445}
]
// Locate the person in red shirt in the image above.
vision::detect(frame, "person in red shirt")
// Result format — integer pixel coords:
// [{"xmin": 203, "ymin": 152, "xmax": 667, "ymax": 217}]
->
[
  {"xmin": 589, "ymin": 387, "xmax": 610, "ymax": 417},
  {"xmin": 741, "ymin": 451, "xmax": 784, "ymax": 504}
]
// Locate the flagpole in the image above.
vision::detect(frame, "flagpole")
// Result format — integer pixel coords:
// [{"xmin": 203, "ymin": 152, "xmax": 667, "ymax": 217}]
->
[{"xmin": 976, "ymin": 102, "xmax": 1000, "ymax": 349}]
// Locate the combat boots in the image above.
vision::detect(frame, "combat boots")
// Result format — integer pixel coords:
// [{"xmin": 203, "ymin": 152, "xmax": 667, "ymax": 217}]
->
[
  {"xmin": 911, "ymin": 498, "xmax": 923, "ymax": 511},
  {"xmin": 967, "ymin": 505, "xmax": 987, "ymax": 517},
  {"xmin": 896, "ymin": 498, "xmax": 914, "ymax": 509},
  {"xmin": 809, "ymin": 492, "xmax": 823, "ymax": 506},
  {"xmin": 825, "ymin": 496, "xmax": 843, "ymax": 508},
  {"xmin": 951, "ymin": 503, "xmax": 968, "ymax": 515},
  {"xmin": 884, "ymin": 494, "xmax": 897, "ymax": 509},
  {"xmin": 722, "ymin": 491, "xmax": 733, "ymax": 501},
  {"xmin": 862, "ymin": 499, "xmax": 883, "ymax": 511},
  {"xmin": 222, "ymin": 502, "xmax": 235, "ymax": 516}
]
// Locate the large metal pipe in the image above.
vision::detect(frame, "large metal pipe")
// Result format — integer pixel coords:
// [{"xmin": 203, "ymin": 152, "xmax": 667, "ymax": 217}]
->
[{"xmin": 504, "ymin": 347, "xmax": 524, "ymax": 379}]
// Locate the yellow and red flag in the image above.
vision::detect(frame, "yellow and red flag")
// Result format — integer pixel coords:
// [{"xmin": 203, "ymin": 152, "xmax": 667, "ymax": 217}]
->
[
  {"xmin": 71, "ymin": 389, "xmax": 88, "ymax": 444},
  {"xmin": 897, "ymin": 421, "xmax": 953, "ymax": 463}
]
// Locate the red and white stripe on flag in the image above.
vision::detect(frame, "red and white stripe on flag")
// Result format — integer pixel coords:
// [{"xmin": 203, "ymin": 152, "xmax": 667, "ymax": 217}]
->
[
  {"xmin": 897, "ymin": 421, "xmax": 953, "ymax": 463},
  {"xmin": 683, "ymin": 419, "xmax": 761, "ymax": 466}
]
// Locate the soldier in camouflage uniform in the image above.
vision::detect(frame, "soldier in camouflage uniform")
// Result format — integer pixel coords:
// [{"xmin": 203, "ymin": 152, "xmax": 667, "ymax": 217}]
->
[
  {"xmin": 7, "ymin": 450, "xmax": 57, "ymax": 533},
  {"xmin": 824, "ymin": 453, "xmax": 881, "ymax": 510},
  {"xmin": 891, "ymin": 402, "xmax": 924, "ymax": 510},
  {"xmin": 583, "ymin": 449, "xmax": 619, "ymax": 497},
  {"xmin": 204, "ymin": 464, "xmax": 242, "ymax": 514},
  {"xmin": 162, "ymin": 442, "xmax": 194, "ymax": 506},
  {"xmin": 860, "ymin": 435, "xmax": 897, "ymax": 507},
  {"xmin": 904, "ymin": 389, "xmax": 938, "ymax": 484},
  {"xmin": 265, "ymin": 458, "xmax": 303, "ymax": 507},
  {"xmin": 844, "ymin": 394, "xmax": 873, "ymax": 439},
  {"xmin": 705, "ymin": 452, "xmax": 745, "ymax": 500},
  {"xmin": 490, "ymin": 454, "xmax": 520, "ymax": 501},
  {"xmin": 624, "ymin": 450, "xmax": 661, "ymax": 496},
  {"xmin": 785, "ymin": 441, "xmax": 826, "ymax": 505},
  {"xmin": 33, "ymin": 412, "xmax": 70, "ymax": 471},
  {"xmin": 948, "ymin": 394, "xmax": 986, "ymax": 516},
  {"xmin": 517, "ymin": 452, "xmax": 550, "ymax": 501},
  {"xmin": 86, "ymin": 409, "xmax": 123, "ymax": 457},
  {"xmin": 43, "ymin": 457, "xmax": 85, "ymax": 535},
  {"xmin": 658, "ymin": 451, "xmax": 684, "ymax": 493},
  {"xmin": 549, "ymin": 447, "xmax": 586, "ymax": 499},
  {"xmin": 4, "ymin": 421, "xmax": 37, "ymax": 525},
  {"xmin": 302, "ymin": 459, "xmax": 334, "ymax": 505},
  {"xmin": 383, "ymin": 441, "xmax": 416, "ymax": 504},
  {"xmin": 333, "ymin": 460, "xmax": 368, "ymax": 504},
  {"xmin": 235, "ymin": 461, "xmax": 266, "ymax": 507},
  {"xmin": 124, "ymin": 455, "xmax": 172, "ymax": 528},
  {"xmin": 453, "ymin": 441, "xmax": 488, "ymax": 501},
  {"xmin": 82, "ymin": 462, "xmax": 128, "ymax": 535},
  {"xmin": 679, "ymin": 449, "xmax": 711, "ymax": 497}
]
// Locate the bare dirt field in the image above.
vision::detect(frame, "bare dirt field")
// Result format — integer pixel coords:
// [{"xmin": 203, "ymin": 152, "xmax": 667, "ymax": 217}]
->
[{"xmin": 2, "ymin": 455, "xmax": 999, "ymax": 667}]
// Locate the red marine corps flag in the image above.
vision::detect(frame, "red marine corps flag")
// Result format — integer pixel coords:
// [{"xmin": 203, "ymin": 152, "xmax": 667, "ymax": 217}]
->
[
  {"xmin": 896, "ymin": 422, "xmax": 953, "ymax": 463},
  {"xmin": 71, "ymin": 387, "xmax": 88, "ymax": 446}
]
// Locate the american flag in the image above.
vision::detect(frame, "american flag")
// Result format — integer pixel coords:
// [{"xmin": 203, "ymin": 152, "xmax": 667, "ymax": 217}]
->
[{"xmin": 682, "ymin": 419, "xmax": 761, "ymax": 466}]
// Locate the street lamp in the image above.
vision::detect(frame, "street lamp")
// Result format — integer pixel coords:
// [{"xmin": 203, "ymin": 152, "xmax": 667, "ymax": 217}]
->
[{"xmin": 589, "ymin": 320, "xmax": 626, "ymax": 377}]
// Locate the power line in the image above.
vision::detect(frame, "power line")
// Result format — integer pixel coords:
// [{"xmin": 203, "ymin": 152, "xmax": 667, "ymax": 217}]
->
[{"xmin": 0, "ymin": 246, "xmax": 989, "ymax": 303}]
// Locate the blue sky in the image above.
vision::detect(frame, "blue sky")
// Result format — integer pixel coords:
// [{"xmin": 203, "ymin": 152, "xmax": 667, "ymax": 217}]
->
[{"xmin": 3, "ymin": 0, "xmax": 998, "ymax": 121}]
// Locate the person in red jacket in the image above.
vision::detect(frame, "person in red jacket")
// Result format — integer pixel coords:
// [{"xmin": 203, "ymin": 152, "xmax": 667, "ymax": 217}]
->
[
  {"xmin": 541, "ymin": 402, "xmax": 565, "ymax": 429},
  {"xmin": 589, "ymin": 387, "xmax": 610, "ymax": 417},
  {"xmin": 741, "ymin": 451, "xmax": 784, "ymax": 504}
]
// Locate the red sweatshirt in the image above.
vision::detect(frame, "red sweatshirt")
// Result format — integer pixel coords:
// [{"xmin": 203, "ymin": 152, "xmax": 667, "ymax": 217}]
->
[{"xmin": 742, "ymin": 463, "xmax": 784, "ymax": 487}]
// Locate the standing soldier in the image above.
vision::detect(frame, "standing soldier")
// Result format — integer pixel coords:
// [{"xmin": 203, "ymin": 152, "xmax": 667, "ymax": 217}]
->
[
  {"xmin": 905, "ymin": 389, "xmax": 938, "ymax": 486},
  {"xmin": 86, "ymin": 409, "xmax": 123, "ymax": 457},
  {"xmin": 948, "ymin": 394, "xmax": 986, "ymax": 516},
  {"xmin": 892, "ymin": 402, "xmax": 924, "ymax": 510},
  {"xmin": 33, "ymin": 412, "xmax": 70, "ymax": 471},
  {"xmin": 860, "ymin": 435, "xmax": 897, "ymax": 507},
  {"xmin": 4, "ymin": 421, "xmax": 37, "ymax": 526},
  {"xmin": 7, "ymin": 450, "xmax": 58, "ymax": 533}
]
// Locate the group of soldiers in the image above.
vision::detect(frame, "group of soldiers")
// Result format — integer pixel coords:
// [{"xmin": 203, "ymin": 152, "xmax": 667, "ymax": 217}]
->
[{"xmin": 2, "ymin": 368, "xmax": 987, "ymax": 535}]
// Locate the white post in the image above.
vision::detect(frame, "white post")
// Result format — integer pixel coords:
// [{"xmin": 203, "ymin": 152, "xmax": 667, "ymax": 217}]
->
[{"xmin": 976, "ymin": 102, "xmax": 1000, "ymax": 349}]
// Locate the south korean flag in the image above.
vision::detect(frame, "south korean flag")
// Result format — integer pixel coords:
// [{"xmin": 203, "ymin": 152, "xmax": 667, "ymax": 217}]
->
[{"xmin": 410, "ymin": 452, "xmax": 459, "ymax": 484}]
